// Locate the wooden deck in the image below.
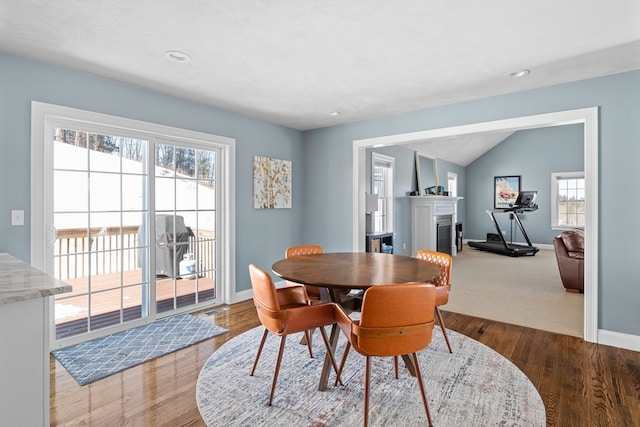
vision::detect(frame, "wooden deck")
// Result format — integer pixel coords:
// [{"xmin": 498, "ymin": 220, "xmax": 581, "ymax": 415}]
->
[{"xmin": 55, "ymin": 269, "xmax": 215, "ymax": 339}]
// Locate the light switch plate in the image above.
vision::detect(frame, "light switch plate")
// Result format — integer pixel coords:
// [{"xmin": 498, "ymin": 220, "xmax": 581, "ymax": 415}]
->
[{"xmin": 11, "ymin": 210, "xmax": 24, "ymax": 226}]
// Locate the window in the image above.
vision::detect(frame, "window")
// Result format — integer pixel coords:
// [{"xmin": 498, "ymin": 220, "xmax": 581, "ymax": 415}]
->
[
  {"xmin": 371, "ymin": 153, "xmax": 394, "ymax": 233},
  {"xmin": 551, "ymin": 172, "xmax": 585, "ymax": 229},
  {"xmin": 447, "ymin": 172, "xmax": 458, "ymax": 197}
]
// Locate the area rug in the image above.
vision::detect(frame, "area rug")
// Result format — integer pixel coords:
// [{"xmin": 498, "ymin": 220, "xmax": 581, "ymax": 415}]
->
[
  {"xmin": 53, "ymin": 314, "xmax": 228, "ymax": 386},
  {"xmin": 196, "ymin": 326, "xmax": 545, "ymax": 426}
]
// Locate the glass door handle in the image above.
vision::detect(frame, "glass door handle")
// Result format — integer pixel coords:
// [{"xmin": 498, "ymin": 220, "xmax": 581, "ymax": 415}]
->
[{"xmin": 47, "ymin": 224, "xmax": 58, "ymax": 247}]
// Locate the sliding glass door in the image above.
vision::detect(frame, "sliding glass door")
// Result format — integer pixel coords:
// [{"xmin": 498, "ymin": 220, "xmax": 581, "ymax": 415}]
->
[
  {"xmin": 52, "ymin": 128, "xmax": 152, "ymax": 341},
  {"xmin": 152, "ymin": 140, "xmax": 218, "ymax": 314},
  {"xmin": 44, "ymin": 120, "xmax": 222, "ymax": 348}
]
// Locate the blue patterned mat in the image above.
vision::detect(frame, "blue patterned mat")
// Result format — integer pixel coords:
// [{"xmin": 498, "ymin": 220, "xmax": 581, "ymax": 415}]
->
[{"xmin": 53, "ymin": 314, "xmax": 227, "ymax": 386}]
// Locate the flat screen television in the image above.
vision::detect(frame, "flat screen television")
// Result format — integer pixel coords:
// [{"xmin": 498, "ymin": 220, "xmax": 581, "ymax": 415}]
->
[{"xmin": 514, "ymin": 190, "xmax": 538, "ymax": 208}]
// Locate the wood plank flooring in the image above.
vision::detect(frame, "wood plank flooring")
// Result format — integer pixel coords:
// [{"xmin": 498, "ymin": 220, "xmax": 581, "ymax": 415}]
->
[{"xmin": 50, "ymin": 301, "xmax": 640, "ymax": 427}]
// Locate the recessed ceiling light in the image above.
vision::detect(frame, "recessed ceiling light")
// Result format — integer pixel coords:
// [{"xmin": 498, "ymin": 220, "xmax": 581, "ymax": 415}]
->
[
  {"xmin": 328, "ymin": 111, "xmax": 341, "ymax": 116},
  {"xmin": 505, "ymin": 69, "xmax": 530, "ymax": 79},
  {"xmin": 164, "ymin": 50, "xmax": 191, "ymax": 63}
]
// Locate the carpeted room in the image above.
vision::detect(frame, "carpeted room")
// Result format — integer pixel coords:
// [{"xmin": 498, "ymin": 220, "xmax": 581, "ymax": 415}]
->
[
  {"xmin": 446, "ymin": 245, "xmax": 583, "ymax": 338},
  {"xmin": 363, "ymin": 113, "xmax": 586, "ymax": 340}
]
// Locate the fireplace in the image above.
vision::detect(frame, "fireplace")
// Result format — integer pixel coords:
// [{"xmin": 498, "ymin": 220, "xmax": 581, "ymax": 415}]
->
[
  {"xmin": 436, "ymin": 215, "xmax": 452, "ymax": 255},
  {"xmin": 410, "ymin": 196, "xmax": 462, "ymax": 256}
]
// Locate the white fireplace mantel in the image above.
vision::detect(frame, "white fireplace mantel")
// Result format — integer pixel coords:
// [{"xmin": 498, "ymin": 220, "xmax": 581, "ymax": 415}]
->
[{"xmin": 410, "ymin": 196, "xmax": 463, "ymax": 256}]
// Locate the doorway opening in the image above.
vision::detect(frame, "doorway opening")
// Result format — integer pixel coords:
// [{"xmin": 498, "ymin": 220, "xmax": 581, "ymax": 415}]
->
[{"xmin": 352, "ymin": 107, "xmax": 599, "ymax": 342}]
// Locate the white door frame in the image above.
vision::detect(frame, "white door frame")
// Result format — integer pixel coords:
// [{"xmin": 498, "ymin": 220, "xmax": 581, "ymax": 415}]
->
[
  {"xmin": 352, "ymin": 107, "xmax": 599, "ymax": 343},
  {"xmin": 30, "ymin": 101, "xmax": 236, "ymax": 347}
]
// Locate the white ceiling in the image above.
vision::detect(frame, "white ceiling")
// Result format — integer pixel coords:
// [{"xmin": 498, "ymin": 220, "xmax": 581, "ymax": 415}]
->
[
  {"xmin": 402, "ymin": 131, "xmax": 516, "ymax": 167},
  {"xmin": 1, "ymin": 0, "xmax": 639, "ymax": 165}
]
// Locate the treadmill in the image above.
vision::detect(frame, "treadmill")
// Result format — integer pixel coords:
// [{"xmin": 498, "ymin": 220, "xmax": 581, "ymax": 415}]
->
[{"xmin": 468, "ymin": 191, "xmax": 540, "ymax": 257}]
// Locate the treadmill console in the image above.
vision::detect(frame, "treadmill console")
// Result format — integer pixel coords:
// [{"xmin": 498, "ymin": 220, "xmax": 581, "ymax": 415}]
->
[{"xmin": 514, "ymin": 190, "xmax": 538, "ymax": 209}]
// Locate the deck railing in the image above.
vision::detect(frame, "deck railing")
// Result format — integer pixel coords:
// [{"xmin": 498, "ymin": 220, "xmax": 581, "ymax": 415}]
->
[{"xmin": 55, "ymin": 226, "xmax": 214, "ymax": 281}]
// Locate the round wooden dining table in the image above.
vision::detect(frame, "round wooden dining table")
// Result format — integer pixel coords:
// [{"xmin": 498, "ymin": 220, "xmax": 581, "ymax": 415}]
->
[
  {"xmin": 272, "ymin": 251, "xmax": 441, "ymax": 297},
  {"xmin": 272, "ymin": 252, "xmax": 441, "ymax": 390}
]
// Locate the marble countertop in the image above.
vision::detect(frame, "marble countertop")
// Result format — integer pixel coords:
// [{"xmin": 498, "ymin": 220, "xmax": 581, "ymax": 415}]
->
[{"xmin": 0, "ymin": 252, "xmax": 72, "ymax": 305}]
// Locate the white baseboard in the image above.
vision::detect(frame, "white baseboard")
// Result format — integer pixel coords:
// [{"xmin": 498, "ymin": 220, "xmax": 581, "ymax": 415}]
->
[
  {"xmin": 229, "ymin": 288, "xmax": 253, "ymax": 304},
  {"xmin": 227, "ymin": 280, "xmax": 292, "ymax": 305},
  {"xmin": 534, "ymin": 243, "xmax": 554, "ymax": 250},
  {"xmin": 598, "ymin": 329, "xmax": 640, "ymax": 352}
]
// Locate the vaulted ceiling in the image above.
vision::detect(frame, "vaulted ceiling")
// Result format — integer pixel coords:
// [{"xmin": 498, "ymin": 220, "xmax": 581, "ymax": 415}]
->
[{"xmin": 1, "ymin": 0, "xmax": 639, "ymax": 165}]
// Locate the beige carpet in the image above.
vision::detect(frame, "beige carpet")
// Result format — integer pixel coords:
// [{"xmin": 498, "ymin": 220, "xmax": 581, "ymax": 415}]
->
[{"xmin": 446, "ymin": 244, "xmax": 583, "ymax": 338}]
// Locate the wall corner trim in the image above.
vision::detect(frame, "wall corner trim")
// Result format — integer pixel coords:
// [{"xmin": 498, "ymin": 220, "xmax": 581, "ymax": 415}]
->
[{"xmin": 597, "ymin": 329, "xmax": 640, "ymax": 352}]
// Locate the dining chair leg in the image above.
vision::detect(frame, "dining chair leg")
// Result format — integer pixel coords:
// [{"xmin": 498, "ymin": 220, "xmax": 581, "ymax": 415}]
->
[
  {"xmin": 411, "ymin": 352, "xmax": 434, "ymax": 427},
  {"xmin": 393, "ymin": 356, "xmax": 399, "ymax": 379},
  {"xmin": 335, "ymin": 342, "xmax": 352, "ymax": 386},
  {"xmin": 304, "ymin": 329, "xmax": 314, "ymax": 358},
  {"xmin": 317, "ymin": 325, "xmax": 343, "ymax": 386},
  {"xmin": 268, "ymin": 335, "xmax": 288, "ymax": 406},
  {"xmin": 435, "ymin": 307, "xmax": 453, "ymax": 353},
  {"xmin": 364, "ymin": 356, "xmax": 371, "ymax": 427},
  {"xmin": 250, "ymin": 328, "xmax": 269, "ymax": 376}
]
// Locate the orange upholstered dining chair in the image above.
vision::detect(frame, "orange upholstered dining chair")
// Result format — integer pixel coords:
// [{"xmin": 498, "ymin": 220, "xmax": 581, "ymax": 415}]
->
[
  {"xmin": 334, "ymin": 283, "xmax": 437, "ymax": 427},
  {"xmin": 416, "ymin": 249, "xmax": 453, "ymax": 353},
  {"xmin": 286, "ymin": 245, "xmax": 361, "ymax": 314},
  {"xmin": 285, "ymin": 245, "xmax": 327, "ymax": 353},
  {"xmin": 248, "ymin": 264, "xmax": 341, "ymax": 405},
  {"xmin": 285, "ymin": 245, "xmax": 325, "ymax": 303}
]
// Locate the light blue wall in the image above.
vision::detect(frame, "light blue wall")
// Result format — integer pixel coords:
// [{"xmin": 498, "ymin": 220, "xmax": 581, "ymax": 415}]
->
[
  {"xmin": 303, "ymin": 70, "xmax": 640, "ymax": 336},
  {"xmin": 365, "ymin": 146, "xmax": 466, "ymax": 256},
  {"xmin": 466, "ymin": 124, "xmax": 583, "ymax": 243},
  {"xmin": 436, "ymin": 158, "xmax": 466, "ymax": 226},
  {"xmin": 365, "ymin": 145, "xmax": 415, "ymax": 256},
  {"xmin": 364, "ymin": 125, "xmax": 579, "ymax": 254},
  {"xmin": 0, "ymin": 53, "xmax": 303, "ymax": 293},
  {"xmin": 2, "ymin": 51, "xmax": 639, "ymax": 337}
]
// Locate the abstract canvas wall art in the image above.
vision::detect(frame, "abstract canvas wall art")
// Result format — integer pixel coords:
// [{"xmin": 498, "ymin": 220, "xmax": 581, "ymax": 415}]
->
[{"xmin": 253, "ymin": 156, "xmax": 292, "ymax": 209}]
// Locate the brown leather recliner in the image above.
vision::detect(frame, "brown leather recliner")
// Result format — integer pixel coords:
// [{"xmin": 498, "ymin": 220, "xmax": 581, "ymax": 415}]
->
[{"xmin": 553, "ymin": 229, "xmax": 584, "ymax": 293}]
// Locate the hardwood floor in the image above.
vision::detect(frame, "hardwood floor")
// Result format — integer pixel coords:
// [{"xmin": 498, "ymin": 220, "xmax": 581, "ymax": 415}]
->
[{"xmin": 50, "ymin": 301, "xmax": 640, "ymax": 426}]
